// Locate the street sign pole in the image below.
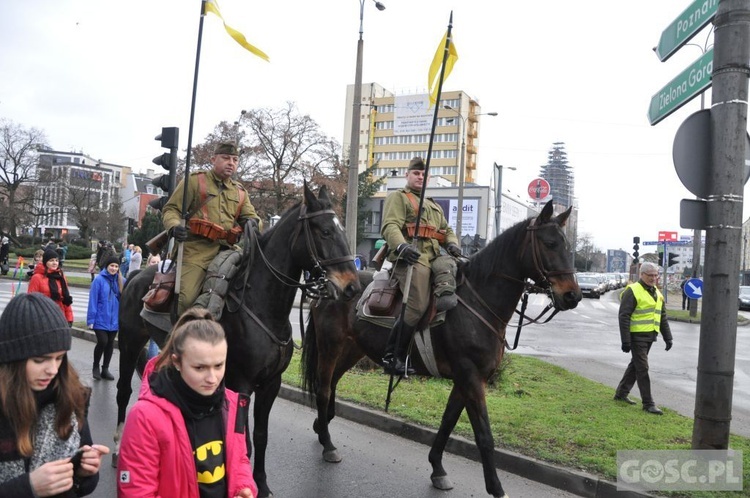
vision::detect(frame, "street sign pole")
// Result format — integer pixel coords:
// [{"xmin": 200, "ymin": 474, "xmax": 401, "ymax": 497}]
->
[{"xmin": 692, "ymin": 0, "xmax": 750, "ymax": 450}]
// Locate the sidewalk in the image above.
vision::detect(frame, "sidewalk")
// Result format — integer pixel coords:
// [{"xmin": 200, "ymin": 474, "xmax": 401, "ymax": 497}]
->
[{"xmin": 70, "ymin": 327, "xmax": 653, "ymax": 498}]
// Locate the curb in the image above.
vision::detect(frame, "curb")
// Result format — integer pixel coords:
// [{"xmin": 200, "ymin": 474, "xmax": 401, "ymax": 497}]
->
[
  {"xmin": 276, "ymin": 385, "xmax": 655, "ymax": 498},
  {"xmin": 72, "ymin": 328, "xmax": 654, "ymax": 498}
]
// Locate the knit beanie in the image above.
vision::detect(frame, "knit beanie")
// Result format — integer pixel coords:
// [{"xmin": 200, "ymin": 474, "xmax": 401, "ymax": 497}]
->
[
  {"xmin": 102, "ymin": 255, "xmax": 120, "ymax": 268},
  {"xmin": 42, "ymin": 248, "xmax": 60, "ymax": 266},
  {"xmin": 0, "ymin": 293, "xmax": 71, "ymax": 363}
]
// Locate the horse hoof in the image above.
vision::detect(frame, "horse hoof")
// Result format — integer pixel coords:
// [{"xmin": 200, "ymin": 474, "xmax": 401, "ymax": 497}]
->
[
  {"xmin": 431, "ymin": 475, "xmax": 454, "ymax": 490},
  {"xmin": 111, "ymin": 452, "xmax": 118, "ymax": 468},
  {"xmin": 323, "ymin": 449, "xmax": 342, "ymax": 463}
]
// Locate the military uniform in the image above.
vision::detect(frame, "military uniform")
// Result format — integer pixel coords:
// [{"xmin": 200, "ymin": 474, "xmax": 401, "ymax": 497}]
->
[
  {"xmin": 381, "ymin": 186, "xmax": 457, "ymax": 326},
  {"xmin": 162, "ymin": 169, "xmax": 260, "ymax": 315}
]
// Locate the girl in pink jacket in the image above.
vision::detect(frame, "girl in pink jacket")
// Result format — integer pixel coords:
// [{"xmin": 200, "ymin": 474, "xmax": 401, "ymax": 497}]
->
[{"xmin": 117, "ymin": 309, "xmax": 256, "ymax": 498}]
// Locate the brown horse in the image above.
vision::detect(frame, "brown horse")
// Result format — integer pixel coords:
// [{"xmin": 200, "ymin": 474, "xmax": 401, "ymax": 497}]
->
[
  {"xmin": 115, "ymin": 184, "xmax": 359, "ymax": 497},
  {"xmin": 301, "ymin": 201, "xmax": 581, "ymax": 498}
]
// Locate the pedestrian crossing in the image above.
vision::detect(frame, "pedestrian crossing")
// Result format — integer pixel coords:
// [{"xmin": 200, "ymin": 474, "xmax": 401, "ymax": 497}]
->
[{"xmin": 0, "ymin": 283, "xmax": 91, "ymax": 323}]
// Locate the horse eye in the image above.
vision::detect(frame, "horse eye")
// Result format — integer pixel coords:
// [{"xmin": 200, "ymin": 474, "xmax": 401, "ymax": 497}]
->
[{"xmin": 321, "ymin": 229, "xmax": 331, "ymax": 237}]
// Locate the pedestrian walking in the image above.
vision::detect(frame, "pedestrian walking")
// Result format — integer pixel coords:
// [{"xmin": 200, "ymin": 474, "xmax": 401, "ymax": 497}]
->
[
  {"xmin": 614, "ymin": 262, "xmax": 674, "ymax": 415},
  {"xmin": 681, "ymin": 278, "xmax": 689, "ymax": 311},
  {"xmin": 117, "ymin": 308, "xmax": 257, "ymax": 497},
  {"xmin": 127, "ymin": 246, "xmax": 142, "ymax": 277},
  {"xmin": 87, "ymin": 253, "xmax": 97, "ymax": 282},
  {"xmin": 0, "ymin": 293, "xmax": 110, "ymax": 497},
  {"xmin": 87, "ymin": 255, "xmax": 123, "ymax": 381},
  {"xmin": 28, "ymin": 248, "xmax": 74, "ymax": 325}
]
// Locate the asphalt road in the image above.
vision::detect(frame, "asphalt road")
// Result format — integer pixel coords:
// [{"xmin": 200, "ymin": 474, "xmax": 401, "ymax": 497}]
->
[{"xmin": 66, "ymin": 336, "xmax": 576, "ymax": 497}]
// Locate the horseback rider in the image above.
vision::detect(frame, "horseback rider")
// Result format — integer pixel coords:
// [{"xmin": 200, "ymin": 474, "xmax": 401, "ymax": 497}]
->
[
  {"xmin": 162, "ymin": 142, "xmax": 261, "ymax": 316},
  {"xmin": 381, "ymin": 157, "xmax": 461, "ymax": 375}
]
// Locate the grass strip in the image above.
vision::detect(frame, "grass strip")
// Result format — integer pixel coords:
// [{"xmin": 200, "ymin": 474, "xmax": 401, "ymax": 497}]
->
[{"xmin": 282, "ymin": 351, "xmax": 750, "ymax": 498}]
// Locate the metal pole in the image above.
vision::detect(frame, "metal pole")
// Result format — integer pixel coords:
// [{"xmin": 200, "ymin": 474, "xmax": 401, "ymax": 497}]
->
[
  {"xmin": 496, "ymin": 163, "xmax": 504, "ymax": 236},
  {"xmin": 455, "ymin": 119, "xmax": 466, "ymax": 242},
  {"xmin": 692, "ymin": 0, "xmax": 750, "ymax": 449},
  {"xmin": 344, "ymin": 1, "xmax": 366, "ymax": 254}
]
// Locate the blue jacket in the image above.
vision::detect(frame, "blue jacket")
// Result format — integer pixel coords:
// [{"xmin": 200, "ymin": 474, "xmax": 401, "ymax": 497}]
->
[{"xmin": 87, "ymin": 268, "xmax": 122, "ymax": 332}]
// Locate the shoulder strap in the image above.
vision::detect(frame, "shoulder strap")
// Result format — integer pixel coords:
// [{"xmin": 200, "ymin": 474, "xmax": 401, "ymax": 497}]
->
[
  {"xmin": 404, "ymin": 191, "xmax": 420, "ymax": 216},
  {"xmin": 234, "ymin": 185, "xmax": 246, "ymax": 221},
  {"xmin": 197, "ymin": 173, "xmax": 210, "ymax": 220}
]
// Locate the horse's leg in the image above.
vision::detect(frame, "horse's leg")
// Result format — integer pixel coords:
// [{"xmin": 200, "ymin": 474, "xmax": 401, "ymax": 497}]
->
[
  {"xmin": 113, "ymin": 327, "xmax": 148, "ymax": 468},
  {"xmin": 459, "ymin": 377, "xmax": 507, "ymax": 498},
  {"xmin": 251, "ymin": 374, "xmax": 282, "ymax": 498},
  {"xmin": 313, "ymin": 346, "xmax": 361, "ymax": 463},
  {"xmin": 429, "ymin": 385, "xmax": 464, "ymax": 491}
]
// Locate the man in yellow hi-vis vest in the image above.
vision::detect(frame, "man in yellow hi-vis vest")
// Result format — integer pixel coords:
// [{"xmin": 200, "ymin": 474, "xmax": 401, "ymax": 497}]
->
[{"xmin": 614, "ymin": 261, "xmax": 673, "ymax": 414}]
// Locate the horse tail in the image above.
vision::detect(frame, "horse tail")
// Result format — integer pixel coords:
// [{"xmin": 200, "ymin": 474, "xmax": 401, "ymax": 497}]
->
[{"xmin": 300, "ymin": 310, "xmax": 319, "ymax": 401}]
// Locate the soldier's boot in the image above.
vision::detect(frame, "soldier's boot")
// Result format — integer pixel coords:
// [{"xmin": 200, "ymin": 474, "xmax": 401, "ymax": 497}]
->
[{"xmin": 382, "ymin": 317, "xmax": 416, "ymax": 376}]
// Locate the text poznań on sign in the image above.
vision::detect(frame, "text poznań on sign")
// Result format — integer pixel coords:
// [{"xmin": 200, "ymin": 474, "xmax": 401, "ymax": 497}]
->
[{"xmin": 617, "ymin": 450, "xmax": 742, "ymax": 492}]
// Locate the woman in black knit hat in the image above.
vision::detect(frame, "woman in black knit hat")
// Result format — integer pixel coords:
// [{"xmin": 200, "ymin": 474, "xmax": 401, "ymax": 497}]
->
[
  {"xmin": 27, "ymin": 248, "xmax": 74, "ymax": 325},
  {"xmin": 0, "ymin": 293, "xmax": 109, "ymax": 497},
  {"xmin": 87, "ymin": 255, "xmax": 122, "ymax": 381}
]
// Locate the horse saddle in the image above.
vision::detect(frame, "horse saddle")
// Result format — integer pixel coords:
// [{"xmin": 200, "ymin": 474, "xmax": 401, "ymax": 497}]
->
[{"xmin": 356, "ymin": 272, "xmax": 446, "ymax": 330}]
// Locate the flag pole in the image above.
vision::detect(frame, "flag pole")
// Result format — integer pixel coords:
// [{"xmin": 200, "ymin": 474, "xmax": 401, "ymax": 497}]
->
[
  {"xmin": 386, "ymin": 11, "xmax": 455, "ymax": 410},
  {"xmin": 173, "ymin": 0, "xmax": 207, "ymax": 319}
]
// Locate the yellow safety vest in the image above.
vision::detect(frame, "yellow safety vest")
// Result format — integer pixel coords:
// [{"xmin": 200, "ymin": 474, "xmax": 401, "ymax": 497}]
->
[{"xmin": 624, "ymin": 282, "xmax": 663, "ymax": 333}]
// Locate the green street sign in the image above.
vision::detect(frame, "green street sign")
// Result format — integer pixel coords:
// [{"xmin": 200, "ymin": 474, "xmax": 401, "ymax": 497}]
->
[
  {"xmin": 648, "ymin": 48, "xmax": 713, "ymax": 126},
  {"xmin": 655, "ymin": 0, "xmax": 718, "ymax": 62}
]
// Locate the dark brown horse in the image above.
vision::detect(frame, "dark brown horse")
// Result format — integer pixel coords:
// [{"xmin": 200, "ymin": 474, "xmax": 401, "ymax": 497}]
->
[
  {"xmin": 114, "ymin": 184, "xmax": 359, "ymax": 497},
  {"xmin": 301, "ymin": 201, "xmax": 580, "ymax": 498}
]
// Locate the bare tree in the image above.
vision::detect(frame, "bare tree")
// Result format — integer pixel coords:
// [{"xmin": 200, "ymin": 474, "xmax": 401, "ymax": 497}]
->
[
  {"xmin": 0, "ymin": 119, "xmax": 49, "ymax": 237},
  {"xmin": 192, "ymin": 103, "xmax": 343, "ymax": 223}
]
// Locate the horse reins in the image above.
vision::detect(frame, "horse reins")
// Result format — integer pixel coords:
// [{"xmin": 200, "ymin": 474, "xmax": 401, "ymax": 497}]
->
[
  {"xmin": 228, "ymin": 204, "xmax": 353, "ymax": 349},
  {"xmin": 457, "ymin": 219, "xmax": 576, "ymax": 351}
]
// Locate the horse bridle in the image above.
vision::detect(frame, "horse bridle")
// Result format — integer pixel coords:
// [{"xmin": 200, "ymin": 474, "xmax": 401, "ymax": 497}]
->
[
  {"xmin": 459, "ymin": 218, "xmax": 576, "ymax": 350},
  {"xmin": 290, "ymin": 204, "xmax": 354, "ymax": 299},
  {"xmin": 227, "ymin": 204, "xmax": 354, "ymax": 349}
]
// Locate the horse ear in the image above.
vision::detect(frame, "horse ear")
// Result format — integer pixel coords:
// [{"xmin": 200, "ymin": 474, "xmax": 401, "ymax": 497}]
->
[
  {"xmin": 537, "ymin": 200, "xmax": 554, "ymax": 224},
  {"xmin": 303, "ymin": 181, "xmax": 315, "ymax": 207},
  {"xmin": 555, "ymin": 206, "xmax": 573, "ymax": 227},
  {"xmin": 318, "ymin": 185, "xmax": 330, "ymax": 202}
]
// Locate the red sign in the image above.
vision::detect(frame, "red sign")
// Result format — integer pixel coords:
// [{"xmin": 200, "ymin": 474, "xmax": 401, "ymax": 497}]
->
[
  {"xmin": 528, "ymin": 178, "xmax": 551, "ymax": 201},
  {"xmin": 658, "ymin": 231, "xmax": 678, "ymax": 242}
]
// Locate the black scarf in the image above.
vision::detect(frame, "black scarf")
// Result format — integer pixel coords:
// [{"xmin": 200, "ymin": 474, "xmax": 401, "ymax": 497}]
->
[{"xmin": 46, "ymin": 269, "xmax": 72, "ymax": 306}]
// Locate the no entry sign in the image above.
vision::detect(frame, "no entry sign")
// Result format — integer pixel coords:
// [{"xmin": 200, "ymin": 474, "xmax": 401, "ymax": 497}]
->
[{"xmin": 528, "ymin": 178, "xmax": 550, "ymax": 202}]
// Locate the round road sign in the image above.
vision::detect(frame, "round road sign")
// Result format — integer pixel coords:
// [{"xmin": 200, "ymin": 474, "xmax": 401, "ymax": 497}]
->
[{"xmin": 528, "ymin": 178, "xmax": 550, "ymax": 201}]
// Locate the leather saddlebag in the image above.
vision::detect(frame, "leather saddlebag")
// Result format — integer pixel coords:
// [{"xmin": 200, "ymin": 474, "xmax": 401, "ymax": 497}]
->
[
  {"xmin": 143, "ymin": 267, "xmax": 176, "ymax": 312},
  {"xmin": 367, "ymin": 273, "xmax": 400, "ymax": 316}
]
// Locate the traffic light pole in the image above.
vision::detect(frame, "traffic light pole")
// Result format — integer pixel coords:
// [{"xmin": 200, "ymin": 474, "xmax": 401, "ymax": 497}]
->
[{"xmin": 662, "ymin": 242, "xmax": 668, "ymax": 304}]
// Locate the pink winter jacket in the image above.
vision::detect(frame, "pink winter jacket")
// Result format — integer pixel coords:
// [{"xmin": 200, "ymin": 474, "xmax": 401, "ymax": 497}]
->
[{"xmin": 117, "ymin": 358, "xmax": 257, "ymax": 497}]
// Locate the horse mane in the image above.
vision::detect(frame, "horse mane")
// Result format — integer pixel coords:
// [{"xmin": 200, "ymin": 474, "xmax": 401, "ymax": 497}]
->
[
  {"xmin": 256, "ymin": 186, "xmax": 334, "ymax": 246},
  {"xmin": 461, "ymin": 217, "xmax": 532, "ymax": 287}
]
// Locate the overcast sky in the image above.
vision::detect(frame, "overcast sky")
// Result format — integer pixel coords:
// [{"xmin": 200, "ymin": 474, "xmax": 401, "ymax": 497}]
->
[{"xmin": 1, "ymin": 0, "xmax": 742, "ymax": 254}]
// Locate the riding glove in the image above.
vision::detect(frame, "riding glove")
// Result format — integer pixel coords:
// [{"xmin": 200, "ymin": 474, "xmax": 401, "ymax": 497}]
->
[
  {"xmin": 447, "ymin": 243, "xmax": 462, "ymax": 258},
  {"xmin": 621, "ymin": 343, "xmax": 631, "ymax": 353},
  {"xmin": 396, "ymin": 243, "xmax": 420, "ymax": 265},
  {"xmin": 170, "ymin": 225, "xmax": 188, "ymax": 242},
  {"xmin": 665, "ymin": 340, "xmax": 673, "ymax": 351}
]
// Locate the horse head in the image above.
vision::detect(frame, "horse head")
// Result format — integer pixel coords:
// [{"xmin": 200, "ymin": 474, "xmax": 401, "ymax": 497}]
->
[
  {"xmin": 287, "ymin": 182, "xmax": 360, "ymax": 301},
  {"xmin": 523, "ymin": 200, "xmax": 581, "ymax": 310}
]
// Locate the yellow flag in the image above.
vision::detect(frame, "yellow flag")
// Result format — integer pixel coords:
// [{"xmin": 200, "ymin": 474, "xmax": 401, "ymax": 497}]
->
[
  {"xmin": 428, "ymin": 30, "xmax": 458, "ymax": 106},
  {"xmin": 204, "ymin": 0, "xmax": 270, "ymax": 62}
]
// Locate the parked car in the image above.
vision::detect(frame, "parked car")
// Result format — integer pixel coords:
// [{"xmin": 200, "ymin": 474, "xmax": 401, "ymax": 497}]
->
[
  {"xmin": 576, "ymin": 274, "xmax": 601, "ymax": 299},
  {"xmin": 739, "ymin": 286, "xmax": 750, "ymax": 310}
]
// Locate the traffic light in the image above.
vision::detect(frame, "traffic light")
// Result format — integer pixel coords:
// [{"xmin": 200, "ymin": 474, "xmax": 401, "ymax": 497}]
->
[
  {"xmin": 668, "ymin": 252, "xmax": 679, "ymax": 267},
  {"xmin": 127, "ymin": 218, "xmax": 136, "ymax": 235},
  {"xmin": 632, "ymin": 236, "xmax": 640, "ymax": 261},
  {"xmin": 148, "ymin": 127, "xmax": 179, "ymax": 212}
]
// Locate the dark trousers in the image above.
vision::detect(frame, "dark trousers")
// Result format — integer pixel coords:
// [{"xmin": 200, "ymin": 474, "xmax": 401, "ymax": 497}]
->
[
  {"xmin": 682, "ymin": 293, "xmax": 688, "ymax": 310},
  {"xmin": 616, "ymin": 341, "xmax": 654, "ymax": 406},
  {"xmin": 93, "ymin": 329, "xmax": 117, "ymax": 368}
]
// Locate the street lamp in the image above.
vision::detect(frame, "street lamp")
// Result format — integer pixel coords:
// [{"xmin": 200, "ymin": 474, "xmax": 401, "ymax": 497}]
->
[
  {"xmin": 443, "ymin": 105, "xmax": 497, "ymax": 241},
  {"xmin": 344, "ymin": 0, "xmax": 385, "ymax": 254},
  {"xmin": 494, "ymin": 163, "xmax": 516, "ymax": 238}
]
